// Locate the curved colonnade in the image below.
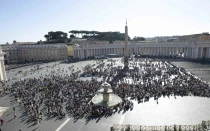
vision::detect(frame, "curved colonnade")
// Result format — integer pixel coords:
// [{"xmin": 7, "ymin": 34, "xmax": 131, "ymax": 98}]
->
[{"xmin": 73, "ymin": 41, "xmax": 210, "ymax": 59}]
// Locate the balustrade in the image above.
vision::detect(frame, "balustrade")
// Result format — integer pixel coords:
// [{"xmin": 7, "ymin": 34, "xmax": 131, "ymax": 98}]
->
[{"xmin": 111, "ymin": 120, "xmax": 210, "ymax": 131}]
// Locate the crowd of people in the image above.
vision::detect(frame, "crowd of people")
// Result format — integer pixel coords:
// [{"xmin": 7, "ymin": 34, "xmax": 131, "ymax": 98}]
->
[
  {"xmin": 97, "ymin": 58, "xmax": 210, "ymax": 103},
  {"xmin": 3, "ymin": 58, "xmax": 209, "ymax": 124}
]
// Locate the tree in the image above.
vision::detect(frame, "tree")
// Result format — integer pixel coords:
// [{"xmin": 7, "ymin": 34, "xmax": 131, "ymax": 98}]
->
[
  {"xmin": 44, "ymin": 35, "xmax": 50, "ymax": 41},
  {"xmin": 69, "ymin": 30, "xmax": 131, "ymax": 41},
  {"xmin": 13, "ymin": 40, "xmax": 16, "ymax": 43},
  {"xmin": 37, "ymin": 40, "xmax": 42, "ymax": 44},
  {"xmin": 69, "ymin": 30, "xmax": 75, "ymax": 36},
  {"xmin": 70, "ymin": 35, "xmax": 75, "ymax": 38},
  {"xmin": 133, "ymin": 36, "xmax": 145, "ymax": 41},
  {"xmin": 44, "ymin": 31, "xmax": 68, "ymax": 43},
  {"xmin": 70, "ymin": 30, "xmax": 80, "ymax": 37}
]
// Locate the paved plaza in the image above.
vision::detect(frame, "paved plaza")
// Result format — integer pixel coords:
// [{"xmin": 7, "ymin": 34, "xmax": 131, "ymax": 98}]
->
[
  {"xmin": 172, "ymin": 61, "xmax": 210, "ymax": 83},
  {"xmin": 0, "ymin": 59, "xmax": 210, "ymax": 131}
]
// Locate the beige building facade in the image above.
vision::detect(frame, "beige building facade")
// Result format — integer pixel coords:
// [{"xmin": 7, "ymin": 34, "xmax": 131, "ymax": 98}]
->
[
  {"xmin": 178, "ymin": 33, "xmax": 210, "ymax": 42},
  {"xmin": 1, "ymin": 43, "xmax": 68, "ymax": 64}
]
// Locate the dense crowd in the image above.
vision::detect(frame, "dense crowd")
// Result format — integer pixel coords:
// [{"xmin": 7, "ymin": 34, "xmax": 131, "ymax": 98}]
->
[
  {"xmin": 5, "ymin": 58, "xmax": 210, "ymax": 124},
  {"xmin": 109, "ymin": 59, "xmax": 210, "ymax": 103}
]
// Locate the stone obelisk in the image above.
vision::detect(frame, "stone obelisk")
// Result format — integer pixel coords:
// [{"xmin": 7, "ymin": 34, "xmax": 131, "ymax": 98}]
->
[{"xmin": 124, "ymin": 20, "xmax": 129, "ymax": 70}]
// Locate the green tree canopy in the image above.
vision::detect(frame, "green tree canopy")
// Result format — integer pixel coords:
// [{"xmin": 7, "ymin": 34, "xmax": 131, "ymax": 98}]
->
[
  {"xmin": 44, "ymin": 31, "xmax": 68, "ymax": 43},
  {"xmin": 69, "ymin": 30, "xmax": 130, "ymax": 41},
  {"xmin": 133, "ymin": 36, "xmax": 145, "ymax": 41}
]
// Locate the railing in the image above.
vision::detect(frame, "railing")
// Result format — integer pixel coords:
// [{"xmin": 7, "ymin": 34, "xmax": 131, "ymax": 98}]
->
[{"xmin": 111, "ymin": 120, "xmax": 210, "ymax": 131}]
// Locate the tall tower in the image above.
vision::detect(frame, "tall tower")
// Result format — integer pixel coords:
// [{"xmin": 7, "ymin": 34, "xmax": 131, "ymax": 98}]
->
[{"xmin": 124, "ymin": 19, "xmax": 129, "ymax": 69}]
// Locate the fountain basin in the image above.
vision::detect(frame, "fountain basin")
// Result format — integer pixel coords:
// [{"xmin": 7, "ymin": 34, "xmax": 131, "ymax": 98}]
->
[{"xmin": 91, "ymin": 94, "xmax": 122, "ymax": 107}]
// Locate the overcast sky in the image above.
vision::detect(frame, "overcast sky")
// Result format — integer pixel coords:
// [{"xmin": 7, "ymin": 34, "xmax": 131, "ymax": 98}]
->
[{"xmin": 0, "ymin": 0, "xmax": 210, "ymax": 44}]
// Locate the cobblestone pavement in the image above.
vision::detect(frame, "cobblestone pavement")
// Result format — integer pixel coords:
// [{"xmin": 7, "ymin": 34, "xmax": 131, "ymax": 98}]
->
[
  {"xmin": 0, "ymin": 59, "xmax": 210, "ymax": 131},
  {"xmin": 172, "ymin": 61, "xmax": 210, "ymax": 83}
]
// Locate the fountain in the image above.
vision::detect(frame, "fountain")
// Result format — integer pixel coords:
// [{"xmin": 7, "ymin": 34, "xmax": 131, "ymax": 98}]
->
[{"xmin": 91, "ymin": 82, "xmax": 122, "ymax": 107}]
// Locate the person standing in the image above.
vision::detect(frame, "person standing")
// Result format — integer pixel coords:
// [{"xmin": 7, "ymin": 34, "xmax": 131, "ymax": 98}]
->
[
  {"xmin": 14, "ymin": 113, "xmax": 16, "ymax": 118},
  {"xmin": 0, "ymin": 118, "xmax": 3, "ymax": 125}
]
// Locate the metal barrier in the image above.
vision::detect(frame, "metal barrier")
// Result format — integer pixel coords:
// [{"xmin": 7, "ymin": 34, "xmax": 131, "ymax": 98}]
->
[{"xmin": 111, "ymin": 120, "xmax": 210, "ymax": 131}]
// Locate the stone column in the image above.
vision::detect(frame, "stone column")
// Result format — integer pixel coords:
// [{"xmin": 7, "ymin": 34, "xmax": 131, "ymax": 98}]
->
[
  {"xmin": 187, "ymin": 47, "xmax": 190, "ymax": 58},
  {"xmin": 167, "ymin": 47, "xmax": 170, "ymax": 56},
  {"xmin": 82, "ymin": 48, "xmax": 85, "ymax": 59},
  {"xmin": 0, "ymin": 49, "xmax": 7, "ymax": 81},
  {"xmin": 146, "ymin": 47, "xmax": 148, "ymax": 55},
  {"xmin": 193, "ymin": 47, "xmax": 199, "ymax": 59},
  {"xmin": 118, "ymin": 48, "xmax": 120, "ymax": 56},
  {"xmin": 77, "ymin": 50, "xmax": 80, "ymax": 59},
  {"xmin": 174, "ymin": 47, "xmax": 177, "ymax": 56},
  {"xmin": 161, "ymin": 47, "xmax": 164, "ymax": 56},
  {"xmin": 169, "ymin": 47, "xmax": 172, "ymax": 56},
  {"xmin": 150, "ymin": 47, "xmax": 152, "ymax": 56},
  {"xmin": 76, "ymin": 50, "xmax": 78, "ymax": 58},
  {"xmin": 174, "ymin": 47, "xmax": 176, "ymax": 56},
  {"xmin": 104, "ymin": 48, "xmax": 106, "ymax": 55},
  {"xmin": 115, "ymin": 48, "xmax": 117, "ymax": 55},
  {"xmin": 207, "ymin": 47, "xmax": 210, "ymax": 58},
  {"xmin": 184, "ymin": 47, "xmax": 186, "ymax": 58},
  {"xmin": 163, "ymin": 47, "xmax": 165, "ymax": 56},
  {"xmin": 73, "ymin": 50, "xmax": 76, "ymax": 58},
  {"xmin": 201, "ymin": 47, "xmax": 203, "ymax": 58},
  {"xmin": 135, "ymin": 47, "xmax": 138, "ymax": 55},
  {"xmin": 85, "ymin": 49, "xmax": 87, "ymax": 58},
  {"xmin": 158, "ymin": 47, "xmax": 160, "ymax": 56},
  {"xmin": 151, "ymin": 47, "xmax": 153, "ymax": 56}
]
